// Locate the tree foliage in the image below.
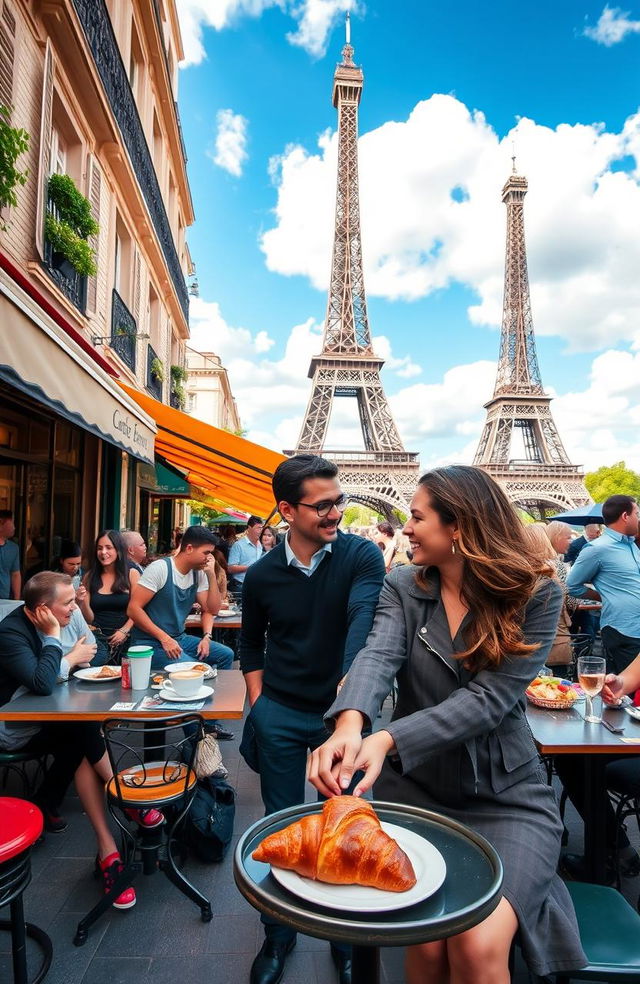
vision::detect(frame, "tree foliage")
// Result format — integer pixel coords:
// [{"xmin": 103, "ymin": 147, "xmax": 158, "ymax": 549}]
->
[
  {"xmin": 0, "ymin": 105, "xmax": 29, "ymax": 228},
  {"xmin": 584, "ymin": 461, "xmax": 640, "ymax": 502}
]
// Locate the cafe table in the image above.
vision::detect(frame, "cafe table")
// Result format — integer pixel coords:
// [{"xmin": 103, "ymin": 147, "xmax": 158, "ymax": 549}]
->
[
  {"xmin": 0, "ymin": 668, "xmax": 247, "ymax": 722},
  {"xmin": 185, "ymin": 612, "xmax": 242, "ymax": 632},
  {"xmin": 234, "ymin": 800, "xmax": 503, "ymax": 984},
  {"xmin": 526, "ymin": 700, "xmax": 640, "ymax": 883}
]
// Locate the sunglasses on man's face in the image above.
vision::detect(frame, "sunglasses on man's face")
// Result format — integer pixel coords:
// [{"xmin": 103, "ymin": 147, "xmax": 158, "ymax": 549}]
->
[{"xmin": 294, "ymin": 494, "xmax": 348, "ymax": 518}]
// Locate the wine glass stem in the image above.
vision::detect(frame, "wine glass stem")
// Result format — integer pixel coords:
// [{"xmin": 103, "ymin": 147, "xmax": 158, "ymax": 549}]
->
[{"xmin": 585, "ymin": 695, "xmax": 594, "ymax": 720}]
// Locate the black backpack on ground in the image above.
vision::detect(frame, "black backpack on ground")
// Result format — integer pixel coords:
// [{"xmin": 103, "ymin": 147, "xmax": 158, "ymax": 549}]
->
[{"xmin": 184, "ymin": 774, "xmax": 236, "ymax": 863}]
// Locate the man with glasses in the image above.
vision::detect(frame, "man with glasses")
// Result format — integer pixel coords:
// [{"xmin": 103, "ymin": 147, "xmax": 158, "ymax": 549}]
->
[{"xmin": 239, "ymin": 454, "xmax": 385, "ymax": 984}]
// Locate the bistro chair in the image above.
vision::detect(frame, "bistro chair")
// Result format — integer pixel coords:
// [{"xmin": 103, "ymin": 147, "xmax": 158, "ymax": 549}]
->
[
  {"xmin": 606, "ymin": 757, "xmax": 640, "ymax": 904},
  {"xmin": 0, "ymin": 797, "xmax": 53, "ymax": 984},
  {"xmin": 73, "ymin": 714, "xmax": 212, "ymax": 947},
  {"xmin": 553, "ymin": 881, "xmax": 640, "ymax": 982}
]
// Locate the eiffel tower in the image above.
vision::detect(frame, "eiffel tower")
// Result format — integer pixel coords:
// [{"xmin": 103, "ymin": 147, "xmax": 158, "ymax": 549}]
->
[
  {"xmin": 287, "ymin": 19, "xmax": 419, "ymax": 520},
  {"xmin": 473, "ymin": 161, "xmax": 590, "ymax": 517}
]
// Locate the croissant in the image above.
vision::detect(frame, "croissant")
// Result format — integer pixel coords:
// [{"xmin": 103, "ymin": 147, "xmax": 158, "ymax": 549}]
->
[{"xmin": 252, "ymin": 796, "xmax": 416, "ymax": 892}]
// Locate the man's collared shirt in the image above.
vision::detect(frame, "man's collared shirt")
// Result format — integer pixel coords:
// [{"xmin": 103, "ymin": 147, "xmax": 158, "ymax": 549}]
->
[
  {"xmin": 284, "ymin": 537, "xmax": 332, "ymax": 577},
  {"xmin": 566, "ymin": 527, "xmax": 640, "ymax": 638},
  {"xmin": 228, "ymin": 537, "xmax": 263, "ymax": 584}
]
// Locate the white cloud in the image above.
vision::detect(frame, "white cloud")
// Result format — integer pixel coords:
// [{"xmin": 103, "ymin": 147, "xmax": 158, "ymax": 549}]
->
[
  {"xmin": 584, "ymin": 5, "xmax": 640, "ymax": 45},
  {"xmin": 176, "ymin": 0, "xmax": 357, "ymax": 65},
  {"xmin": 286, "ymin": 0, "xmax": 359, "ymax": 58},
  {"xmin": 261, "ymin": 95, "xmax": 640, "ymax": 353},
  {"xmin": 209, "ymin": 109, "xmax": 249, "ymax": 177}
]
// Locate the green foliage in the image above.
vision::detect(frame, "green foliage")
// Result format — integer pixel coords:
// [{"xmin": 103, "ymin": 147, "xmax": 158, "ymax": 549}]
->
[
  {"xmin": 44, "ymin": 213, "xmax": 97, "ymax": 276},
  {"xmin": 0, "ymin": 105, "xmax": 29, "ymax": 227},
  {"xmin": 45, "ymin": 173, "xmax": 98, "ymax": 276},
  {"xmin": 150, "ymin": 357, "xmax": 164, "ymax": 382},
  {"xmin": 47, "ymin": 173, "xmax": 98, "ymax": 237},
  {"xmin": 343, "ymin": 503, "xmax": 383, "ymax": 528},
  {"xmin": 170, "ymin": 364, "xmax": 187, "ymax": 408},
  {"xmin": 185, "ymin": 500, "xmax": 220, "ymax": 525},
  {"xmin": 584, "ymin": 461, "xmax": 640, "ymax": 503}
]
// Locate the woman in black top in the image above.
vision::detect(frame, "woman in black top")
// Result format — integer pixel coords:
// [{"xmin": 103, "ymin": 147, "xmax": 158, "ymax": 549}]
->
[{"xmin": 80, "ymin": 530, "xmax": 134, "ymax": 663}]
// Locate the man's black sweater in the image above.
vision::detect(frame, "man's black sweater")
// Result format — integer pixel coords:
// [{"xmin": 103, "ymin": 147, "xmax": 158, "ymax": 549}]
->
[{"xmin": 239, "ymin": 530, "xmax": 385, "ymax": 713}]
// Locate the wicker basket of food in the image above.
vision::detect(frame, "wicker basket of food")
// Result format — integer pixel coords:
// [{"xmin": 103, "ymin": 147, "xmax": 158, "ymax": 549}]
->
[{"xmin": 526, "ymin": 677, "xmax": 578, "ymax": 710}]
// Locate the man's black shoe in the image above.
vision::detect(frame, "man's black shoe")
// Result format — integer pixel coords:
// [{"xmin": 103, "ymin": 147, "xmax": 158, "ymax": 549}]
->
[
  {"xmin": 250, "ymin": 938, "xmax": 295, "ymax": 984},
  {"xmin": 212, "ymin": 726, "xmax": 234, "ymax": 741},
  {"xmin": 560, "ymin": 853, "xmax": 615, "ymax": 885},
  {"xmin": 330, "ymin": 944, "xmax": 352, "ymax": 984}
]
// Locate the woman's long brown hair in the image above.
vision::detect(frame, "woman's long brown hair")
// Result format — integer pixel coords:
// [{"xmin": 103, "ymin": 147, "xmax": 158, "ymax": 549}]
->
[{"xmin": 415, "ymin": 466, "xmax": 550, "ymax": 671}]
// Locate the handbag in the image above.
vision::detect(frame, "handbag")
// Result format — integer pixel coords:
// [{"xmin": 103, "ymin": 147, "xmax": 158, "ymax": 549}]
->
[
  {"xmin": 193, "ymin": 728, "xmax": 228, "ymax": 780},
  {"xmin": 185, "ymin": 775, "xmax": 236, "ymax": 863}
]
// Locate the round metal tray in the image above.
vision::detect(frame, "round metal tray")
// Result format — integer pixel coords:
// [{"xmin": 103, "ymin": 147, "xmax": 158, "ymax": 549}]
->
[{"xmin": 234, "ymin": 800, "xmax": 503, "ymax": 948}]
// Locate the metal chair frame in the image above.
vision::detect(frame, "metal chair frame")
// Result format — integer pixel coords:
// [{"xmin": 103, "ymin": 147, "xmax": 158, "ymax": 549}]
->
[{"xmin": 73, "ymin": 713, "xmax": 212, "ymax": 947}]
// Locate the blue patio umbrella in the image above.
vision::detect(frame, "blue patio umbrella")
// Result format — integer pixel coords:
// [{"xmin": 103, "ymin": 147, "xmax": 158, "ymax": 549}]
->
[{"xmin": 548, "ymin": 502, "xmax": 603, "ymax": 525}]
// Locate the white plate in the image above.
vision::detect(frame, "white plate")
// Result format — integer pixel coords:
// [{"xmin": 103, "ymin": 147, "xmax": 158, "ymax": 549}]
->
[
  {"xmin": 163, "ymin": 662, "xmax": 216, "ymax": 679},
  {"xmin": 74, "ymin": 667, "xmax": 122, "ymax": 682},
  {"xmin": 268, "ymin": 821, "xmax": 446, "ymax": 913},
  {"xmin": 158, "ymin": 685, "xmax": 214, "ymax": 702},
  {"xmin": 216, "ymin": 610, "xmax": 238, "ymax": 619},
  {"xmin": 624, "ymin": 706, "xmax": 640, "ymax": 721}
]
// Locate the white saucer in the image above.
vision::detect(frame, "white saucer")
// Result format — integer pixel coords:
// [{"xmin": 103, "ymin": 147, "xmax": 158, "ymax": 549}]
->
[
  {"xmin": 158, "ymin": 685, "xmax": 214, "ymax": 702},
  {"xmin": 216, "ymin": 610, "xmax": 237, "ymax": 619}
]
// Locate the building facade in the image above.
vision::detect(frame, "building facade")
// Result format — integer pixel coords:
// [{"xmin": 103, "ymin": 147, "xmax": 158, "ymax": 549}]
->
[
  {"xmin": 185, "ymin": 348, "xmax": 242, "ymax": 434},
  {"xmin": 0, "ymin": 0, "xmax": 194, "ymax": 567}
]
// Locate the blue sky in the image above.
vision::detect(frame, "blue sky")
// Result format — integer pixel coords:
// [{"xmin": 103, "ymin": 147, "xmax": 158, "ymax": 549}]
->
[{"xmin": 175, "ymin": 1, "xmax": 640, "ymax": 472}]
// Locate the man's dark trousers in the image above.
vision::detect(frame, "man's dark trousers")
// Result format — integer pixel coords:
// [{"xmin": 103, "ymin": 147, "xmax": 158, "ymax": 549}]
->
[
  {"xmin": 602, "ymin": 626, "xmax": 640, "ymax": 675},
  {"xmin": 250, "ymin": 694, "xmax": 349, "ymax": 954}
]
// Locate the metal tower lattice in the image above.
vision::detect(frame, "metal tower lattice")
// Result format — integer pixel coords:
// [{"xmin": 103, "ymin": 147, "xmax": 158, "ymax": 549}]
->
[
  {"xmin": 473, "ymin": 167, "xmax": 590, "ymax": 516},
  {"xmin": 287, "ymin": 28, "xmax": 419, "ymax": 519}
]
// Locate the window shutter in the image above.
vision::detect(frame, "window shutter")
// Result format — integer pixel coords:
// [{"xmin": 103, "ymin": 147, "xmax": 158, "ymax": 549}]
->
[
  {"xmin": 0, "ymin": 1, "xmax": 16, "ymax": 109},
  {"xmin": 85, "ymin": 154, "xmax": 102, "ymax": 314},
  {"xmin": 35, "ymin": 39, "xmax": 54, "ymax": 259},
  {"xmin": 132, "ymin": 247, "xmax": 141, "ymax": 326}
]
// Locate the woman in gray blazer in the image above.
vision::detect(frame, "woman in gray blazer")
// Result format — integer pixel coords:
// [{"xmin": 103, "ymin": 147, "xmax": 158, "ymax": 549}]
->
[{"xmin": 309, "ymin": 466, "xmax": 586, "ymax": 983}]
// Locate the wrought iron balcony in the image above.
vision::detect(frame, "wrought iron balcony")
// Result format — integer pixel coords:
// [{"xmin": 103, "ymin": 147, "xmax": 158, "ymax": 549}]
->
[
  {"xmin": 147, "ymin": 343, "xmax": 163, "ymax": 401},
  {"xmin": 43, "ymin": 201, "xmax": 88, "ymax": 314},
  {"xmin": 110, "ymin": 288, "xmax": 137, "ymax": 371},
  {"xmin": 72, "ymin": 0, "xmax": 189, "ymax": 320},
  {"xmin": 169, "ymin": 391, "xmax": 182, "ymax": 410}
]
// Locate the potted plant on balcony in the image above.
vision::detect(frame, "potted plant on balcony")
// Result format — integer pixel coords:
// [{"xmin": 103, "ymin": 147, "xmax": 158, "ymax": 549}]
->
[
  {"xmin": 0, "ymin": 105, "xmax": 29, "ymax": 229},
  {"xmin": 44, "ymin": 173, "xmax": 98, "ymax": 277},
  {"xmin": 150, "ymin": 357, "xmax": 164, "ymax": 383},
  {"xmin": 170, "ymin": 364, "xmax": 187, "ymax": 409}
]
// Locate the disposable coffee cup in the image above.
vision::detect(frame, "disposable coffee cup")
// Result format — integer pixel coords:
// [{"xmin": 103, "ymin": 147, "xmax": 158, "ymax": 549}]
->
[
  {"xmin": 166, "ymin": 669, "xmax": 202, "ymax": 697},
  {"xmin": 127, "ymin": 646, "xmax": 153, "ymax": 690}
]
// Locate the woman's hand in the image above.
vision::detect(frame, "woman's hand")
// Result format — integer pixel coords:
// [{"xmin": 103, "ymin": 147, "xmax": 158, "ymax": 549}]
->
[
  {"xmin": 307, "ymin": 725, "xmax": 364, "ymax": 798},
  {"xmin": 108, "ymin": 628, "xmax": 129, "ymax": 648},
  {"xmin": 603, "ymin": 673, "xmax": 625, "ymax": 705},
  {"xmin": 349, "ymin": 731, "xmax": 396, "ymax": 796},
  {"xmin": 75, "ymin": 584, "xmax": 88, "ymax": 605}
]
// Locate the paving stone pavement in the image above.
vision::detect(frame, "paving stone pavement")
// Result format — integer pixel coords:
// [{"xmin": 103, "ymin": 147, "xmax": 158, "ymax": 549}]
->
[{"xmin": 1, "ymin": 696, "xmax": 638, "ymax": 984}]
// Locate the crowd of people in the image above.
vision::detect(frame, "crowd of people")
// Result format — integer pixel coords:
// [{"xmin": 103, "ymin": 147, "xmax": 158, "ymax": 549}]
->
[{"xmin": 1, "ymin": 459, "xmax": 640, "ymax": 984}]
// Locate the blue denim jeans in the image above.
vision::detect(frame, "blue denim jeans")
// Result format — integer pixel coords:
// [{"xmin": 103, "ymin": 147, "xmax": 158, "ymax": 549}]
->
[{"xmin": 147, "ymin": 632, "xmax": 234, "ymax": 671}]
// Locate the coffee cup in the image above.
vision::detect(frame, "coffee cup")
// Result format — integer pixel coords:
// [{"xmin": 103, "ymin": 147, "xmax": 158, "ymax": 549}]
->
[
  {"xmin": 166, "ymin": 669, "xmax": 202, "ymax": 697},
  {"xmin": 127, "ymin": 646, "xmax": 153, "ymax": 690}
]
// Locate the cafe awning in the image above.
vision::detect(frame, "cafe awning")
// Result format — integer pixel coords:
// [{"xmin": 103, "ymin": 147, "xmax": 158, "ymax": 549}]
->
[
  {"xmin": 119, "ymin": 383, "xmax": 285, "ymax": 517},
  {"xmin": 0, "ymin": 272, "xmax": 155, "ymax": 464}
]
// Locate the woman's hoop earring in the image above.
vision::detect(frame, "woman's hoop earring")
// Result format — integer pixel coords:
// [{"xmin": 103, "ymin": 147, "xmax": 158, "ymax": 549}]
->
[{"xmin": 451, "ymin": 539, "xmax": 456, "ymax": 555}]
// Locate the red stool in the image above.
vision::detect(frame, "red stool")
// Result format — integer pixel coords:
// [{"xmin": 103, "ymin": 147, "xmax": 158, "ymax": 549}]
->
[{"xmin": 0, "ymin": 797, "xmax": 53, "ymax": 983}]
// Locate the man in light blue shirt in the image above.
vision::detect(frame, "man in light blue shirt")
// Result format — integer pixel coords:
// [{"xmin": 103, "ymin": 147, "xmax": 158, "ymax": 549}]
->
[
  {"xmin": 228, "ymin": 516, "xmax": 263, "ymax": 591},
  {"xmin": 566, "ymin": 494, "xmax": 640, "ymax": 673}
]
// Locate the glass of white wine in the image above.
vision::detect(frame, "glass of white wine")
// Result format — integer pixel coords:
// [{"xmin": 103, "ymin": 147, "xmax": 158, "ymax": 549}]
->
[{"xmin": 577, "ymin": 656, "xmax": 607, "ymax": 724}]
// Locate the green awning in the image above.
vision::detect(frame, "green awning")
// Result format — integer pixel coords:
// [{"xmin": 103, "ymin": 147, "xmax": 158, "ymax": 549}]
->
[{"xmin": 137, "ymin": 459, "xmax": 191, "ymax": 497}]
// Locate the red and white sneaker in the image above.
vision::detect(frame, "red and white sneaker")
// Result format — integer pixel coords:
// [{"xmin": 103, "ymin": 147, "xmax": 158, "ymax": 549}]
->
[
  {"xmin": 123, "ymin": 807, "xmax": 165, "ymax": 828},
  {"xmin": 97, "ymin": 852, "xmax": 136, "ymax": 910}
]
